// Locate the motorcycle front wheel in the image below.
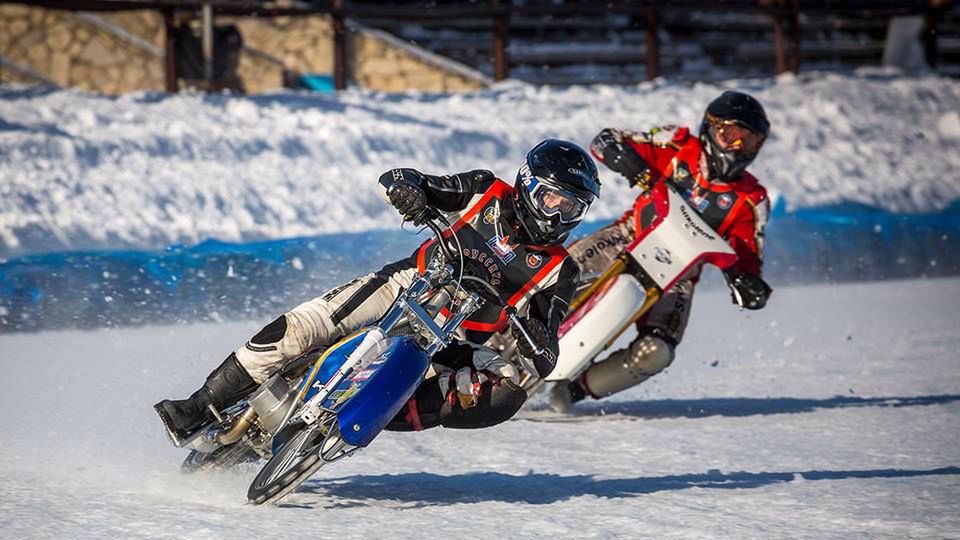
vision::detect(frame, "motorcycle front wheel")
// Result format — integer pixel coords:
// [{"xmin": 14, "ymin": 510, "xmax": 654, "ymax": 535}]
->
[{"xmin": 246, "ymin": 413, "xmax": 353, "ymax": 505}]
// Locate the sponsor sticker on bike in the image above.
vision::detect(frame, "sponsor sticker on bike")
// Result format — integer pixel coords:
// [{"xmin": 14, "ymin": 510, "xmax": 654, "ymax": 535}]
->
[
  {"xmin": 351, "ymin": 368, "xmax": 376, "ymax": 381},
  {"xmin": 654, "ymin": 246, "xmax": 673, "ymax": 264}
]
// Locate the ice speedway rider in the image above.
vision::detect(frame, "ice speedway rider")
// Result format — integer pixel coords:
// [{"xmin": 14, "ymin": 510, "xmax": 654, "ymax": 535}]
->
[
  {"xmin": 155, "ymin": 139, "xmax": 600, "ymax": 440},
  {"xmin": 549, "ymin": 90, "xmax": 774, "ymax": 411}
]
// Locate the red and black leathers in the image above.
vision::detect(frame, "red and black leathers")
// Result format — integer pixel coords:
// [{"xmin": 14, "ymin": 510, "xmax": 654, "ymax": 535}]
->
[
  {"xmin": 384, "ymin": 168, "xmax": 580, "ymax": 362},
  {"xmin": 590, "ymin": 125, "xmax": 770, "ymax": 277},
  {"xmin": 548, "ymin": 125, "xmax": 773, "ymax": 409}
]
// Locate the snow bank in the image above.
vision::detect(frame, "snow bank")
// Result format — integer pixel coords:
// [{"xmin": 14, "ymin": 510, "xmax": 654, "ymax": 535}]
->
[{"xmin": 2, "ymin": 70, "xmax": 959, "ymax": 257}]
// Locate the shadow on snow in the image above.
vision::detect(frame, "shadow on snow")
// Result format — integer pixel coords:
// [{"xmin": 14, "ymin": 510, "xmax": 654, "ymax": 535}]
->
[
  {"xmin": 519, "ymin": 394, "xmax": 960, "ymax": 421},
  {"xmin": 289, "ymin": 466, "xmax": 960, "ymax": 508}
]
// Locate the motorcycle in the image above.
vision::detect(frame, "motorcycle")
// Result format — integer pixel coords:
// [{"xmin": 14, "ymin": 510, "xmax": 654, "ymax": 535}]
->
[
  {"xmin": 169, "ymin": 209, "xmax": 541, "ymax": 505},
  {"xmin": 512, "ymin": 181, "xmax": 738, "ymax": 397}
]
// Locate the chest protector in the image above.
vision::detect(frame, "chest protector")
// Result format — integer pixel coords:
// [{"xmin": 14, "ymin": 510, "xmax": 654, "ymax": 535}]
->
[
  {"xmin": 416, "ymin": 180, "xmax": 568, "ymax": 338},
  {"xmin": 632, "ymin": 140, "xmax": 748, "ymax": 238}
]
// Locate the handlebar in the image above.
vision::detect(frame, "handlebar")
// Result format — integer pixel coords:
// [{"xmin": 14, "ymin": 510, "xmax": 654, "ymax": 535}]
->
[
  {"xmin": 462, "ymin": 275, "xmax": 550, "ymax": 360},
  {"xmin": 414, "ymin": 207, "xmax": 458, "ymax": 263}
]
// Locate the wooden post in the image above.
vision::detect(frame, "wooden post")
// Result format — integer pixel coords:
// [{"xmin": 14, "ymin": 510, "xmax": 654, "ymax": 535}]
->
[
  {"xmin": 772, "ymin": 15, "xmax": 786, "ymax": 74},
  {"xmin": 333, "ymin": 0, "xmax": 347, "ymax": 90},
  {"xmin": 163, "ymin": 9, "xmax": 178, "ymax": 92},
  {"xmin": 644, "ymin": 12, "xmax": 660, "ymax": 80},
  {"xmin": 492, "ymin": 0, "xmax": 509, "ymax": 81},
  {"xmin": 202, "ymin": 3, "xmax": 214, "ymax": 88}
]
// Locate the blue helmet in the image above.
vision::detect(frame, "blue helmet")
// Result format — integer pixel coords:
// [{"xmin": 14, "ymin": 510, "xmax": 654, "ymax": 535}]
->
[{"xmin": 514, "ymin": 139, "xmax": 601, "ymax": 245}]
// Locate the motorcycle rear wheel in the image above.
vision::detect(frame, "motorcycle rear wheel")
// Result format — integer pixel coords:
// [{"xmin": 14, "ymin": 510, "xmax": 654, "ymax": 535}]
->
[{"xmin": 246, "ymin": 414, "xmax": 352, "ymax": 505}]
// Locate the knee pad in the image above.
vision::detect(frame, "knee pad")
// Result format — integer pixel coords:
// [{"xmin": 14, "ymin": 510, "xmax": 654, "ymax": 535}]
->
[
  {"xmin": 250, "ymin": 316, "xmax": 287, "ymax": 345},
  {"xmin": 237, "ymin": 315, "xmax": 292, "ymax": 383},
  {"xmin": 441, "ymin": 379, "xmax": 527, "ymax": 429},
  {"xmin": 582, "ymin": 335, "xmax": 675, "ymax": 398}
]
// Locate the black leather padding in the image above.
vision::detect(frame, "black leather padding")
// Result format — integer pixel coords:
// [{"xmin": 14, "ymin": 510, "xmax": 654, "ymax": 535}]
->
[{"xmin": 250, "ymin": 315, "xmax": 287, "ymax": 345}]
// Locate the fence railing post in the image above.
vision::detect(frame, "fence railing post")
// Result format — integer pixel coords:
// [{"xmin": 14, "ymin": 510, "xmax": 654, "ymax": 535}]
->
[
  {"xmin": 202, "ymin": 3, "xmax": 214, "ymax": 87},
  {"xmin": 333, "ymin": 0, "xmax": 347, "ymax": 90},
  {"xmin": 923, "ymin": 8, "xmax": 939, "ymax": 68},
  {"xmin": 644, "ymin": 11, "xmax": 660, "ymax": 80},
  {"xmin": 163, "ymin": 8, "xmax": 178, "ymax": 92},
  {"xmin": 492, "ymin": 0, "xmax": 510, "ymax": 81}
]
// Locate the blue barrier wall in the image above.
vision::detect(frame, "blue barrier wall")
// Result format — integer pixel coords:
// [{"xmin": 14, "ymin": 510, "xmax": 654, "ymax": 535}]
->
[{"xmin": 1, "ymin": 202, "xmax": 958, "ymax": 333}]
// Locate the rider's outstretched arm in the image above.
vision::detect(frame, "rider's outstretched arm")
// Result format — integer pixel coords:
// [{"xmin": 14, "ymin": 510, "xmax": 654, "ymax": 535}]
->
[
  {"xmin": 589, "ymin": 127, "xmax": 683, "ymax": 187},
  {"xmin": 514, "ymin": 258, "xmax": 581, "ymax": 378},
  {"xmin": 379, "ymin": 168, "xmax": 498, "ymax": 213}
]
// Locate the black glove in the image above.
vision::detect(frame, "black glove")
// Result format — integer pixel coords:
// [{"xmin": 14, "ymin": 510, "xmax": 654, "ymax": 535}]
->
[
  {"xmin": 592, "ymin": 128, "xmax": 649, "ymax": 187},
  {"xmin": 512, "ymin": 317, "xmax": 556, "ymax": 378},
  {"xmin": 724, "ymin": 270, "xmax": 772, "ymax": 310},
  {"xmin": 387, "ymin": 179, "xmax": 428, "ymax": 223}
]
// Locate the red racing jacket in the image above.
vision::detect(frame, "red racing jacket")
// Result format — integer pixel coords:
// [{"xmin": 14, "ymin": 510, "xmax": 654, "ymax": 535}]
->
[{"xmin": 591, "ymin": 125, "xmax": 770, "ymax": 276}]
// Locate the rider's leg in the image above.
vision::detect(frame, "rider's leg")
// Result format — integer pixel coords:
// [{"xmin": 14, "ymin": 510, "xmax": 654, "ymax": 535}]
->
[
  {"xmin": 155, "ymin": 256, "xmax": 418, "ymax": 440},
  {"xmin": 549, "ymin": 277, "xmax": 695, "ymax": 411},
  {"xmin": 235, "ymin": 256, "xmax": 419, "ymax": 383},
  {"xmin": 565, "ymin": 221, "xmax": 633, "ymax": 279},
  {"xmin": 386, "ymin": 342, "xmax": 526, "ymax": 431}
]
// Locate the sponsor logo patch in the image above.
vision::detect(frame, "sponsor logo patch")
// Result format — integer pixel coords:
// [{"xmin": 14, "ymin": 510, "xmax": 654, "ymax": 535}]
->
[
  {"xmin": 486, "ymin": 234, "xmax": 517, "ymax": 264},
  {"xmin": 483, "ymin": 205, "xmax": 499, "ymax": 224},
  {"xmin": 683, "ymin": 189, "xmax": 710, "ymax": 212},
  {"xmin": 526, "ymin": 252, "xmax": 544, "ymax": 269},
  {"xmin": 717, "ymin": 193, "xmax": 733, "ymax": 210}
]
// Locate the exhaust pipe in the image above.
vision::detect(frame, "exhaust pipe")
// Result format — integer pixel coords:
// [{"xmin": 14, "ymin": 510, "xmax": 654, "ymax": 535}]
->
[{"xmin": 215, "ymin": 406, "xmax": 258, "ymax": 445}]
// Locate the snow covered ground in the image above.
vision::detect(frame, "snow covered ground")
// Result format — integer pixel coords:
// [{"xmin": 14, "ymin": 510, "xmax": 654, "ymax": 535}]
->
[
  {"xmin": 1, "ymin": 277, "xmax": 957, "ymax": 539},
  {"xmin": 2, "ymin": 70, "xmax": 960, "ymax": 257}
]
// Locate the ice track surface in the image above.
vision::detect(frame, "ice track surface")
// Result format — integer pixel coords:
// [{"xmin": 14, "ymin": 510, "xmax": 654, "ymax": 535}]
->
[{"xmin": 1, "ymin": 278, "xmax": 958, "ymax": 539}]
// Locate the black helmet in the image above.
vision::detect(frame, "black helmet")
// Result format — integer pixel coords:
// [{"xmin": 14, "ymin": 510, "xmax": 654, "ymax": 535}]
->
[
  {"xmin": 513, "ymin": 139, "xmax": 601, "ymax": 246},
  {"xmin": 699, "ymin": 91, "xmax": 770, "ymax": 182}
]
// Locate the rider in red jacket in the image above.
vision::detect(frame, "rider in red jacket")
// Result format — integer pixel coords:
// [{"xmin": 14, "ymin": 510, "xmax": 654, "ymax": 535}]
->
[{"xmin": 550, "ymin": 91, "xmax": 774, "ymax": 411}]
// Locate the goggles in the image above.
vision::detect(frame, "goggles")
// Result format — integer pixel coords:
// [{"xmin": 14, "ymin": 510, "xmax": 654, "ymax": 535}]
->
[
  {"xmin": 526, "ymin": 177, "xmax": 590, "ymax": 224},
  {"xmin": 705, "ymin": 113, "xmax": 766, "ymax": 156}
]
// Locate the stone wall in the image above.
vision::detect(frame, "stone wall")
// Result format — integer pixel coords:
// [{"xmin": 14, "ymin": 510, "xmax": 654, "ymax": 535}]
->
[
  {"xmin": 235, "ymin": 15, "xmax": 489, "ymax": 92},
  {"xmin": 351, "ymin": 27, "xmax": 489, "ymax": 92},
  {"xmin": 0, "ymin": 5, "xmax": 165, "ymax": 94},
  {"xmin": 1, "ymin": 5, "xmax": 488, "ymax": 94}
]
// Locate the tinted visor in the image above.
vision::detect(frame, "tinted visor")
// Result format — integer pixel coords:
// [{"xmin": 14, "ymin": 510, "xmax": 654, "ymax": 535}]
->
[
  {"xmin": 705, "ymin": 113, "xmax": 766, "ymax": 156},
  {"xmin": 528, "ymin": 178, "xmax": 589, "ymax": 224}
]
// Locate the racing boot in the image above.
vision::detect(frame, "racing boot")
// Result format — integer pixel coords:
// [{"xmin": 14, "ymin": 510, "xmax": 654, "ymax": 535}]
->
[
  {"xmin": 548, "ymin": 379, "xmax": 586, "ymax": 413},
  {"xmin": 154, "ymin": 353, "xmax": 257, "ymax": 444}
]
